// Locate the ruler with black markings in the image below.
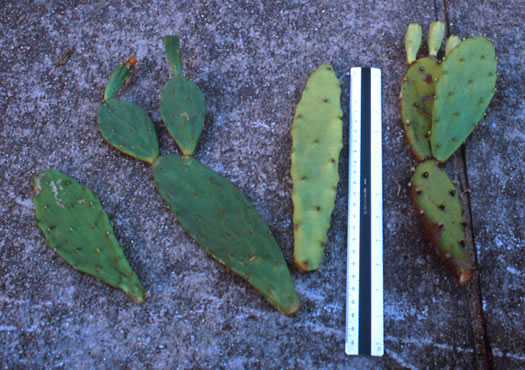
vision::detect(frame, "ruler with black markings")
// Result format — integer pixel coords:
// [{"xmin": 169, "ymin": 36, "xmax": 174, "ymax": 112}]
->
[{"xmin": 345, "ymin": 67, "xmax": 384, "ymax": 357}]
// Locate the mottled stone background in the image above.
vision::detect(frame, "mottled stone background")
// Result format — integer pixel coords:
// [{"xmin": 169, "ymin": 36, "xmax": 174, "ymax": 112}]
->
[{"xmin": 1, "ymin": 1, "xmax": 523, "ymax": 368}]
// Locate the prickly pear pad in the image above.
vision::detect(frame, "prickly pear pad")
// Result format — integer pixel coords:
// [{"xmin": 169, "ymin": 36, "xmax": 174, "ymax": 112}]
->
[
  {"xmin": 291, "ymin": 64, "xmax": 343, "ymax": 272},
  {"xmin": 431, "ymin": 36, "xmax": 497, "ymax": 162},
  {"xmin": 401, "ymin": 57, "xmax": 442, "ymax": 161},
  {"xmin": 409, "ymin": 161, "xmax": 474, "ymax": 284},
  {"xmin": 104, "ymin": 56, "xmax": 137, "ymax": 101},
  {"xmin": 32, "ymin": 169, "xmax": 145, "ymax": 303},
  {"xmin": 98, "ymin": 99, "xmax": 159, "ymax": 164},
  {"xmin": 152, "ymin": 155, "xmax": 300, "ymax": 315},
  {"xmin": 160, "ymin": 76, "xmax": 206, "ymax": 156},
  {"xmin": 405, "ymin": 23, "xmax": 422, "ymax": 64}
]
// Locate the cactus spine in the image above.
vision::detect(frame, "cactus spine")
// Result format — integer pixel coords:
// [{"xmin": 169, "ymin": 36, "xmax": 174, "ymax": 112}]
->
[
  {"xmin": 400, "ymin": 22, "xmax": 497, "ymax": 284},
  {"xmin": 32, "ymin": 169, "xmax": 145, "ymax": 303},
  {"xmin": 96, "ymin": 37, "xmax": 300, "ymax": 315}
]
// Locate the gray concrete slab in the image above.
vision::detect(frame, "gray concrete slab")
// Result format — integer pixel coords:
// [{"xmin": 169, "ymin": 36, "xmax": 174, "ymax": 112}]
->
[{"xmin": 0, "ymin": 1, "xmax": 522, "ymax": 368}]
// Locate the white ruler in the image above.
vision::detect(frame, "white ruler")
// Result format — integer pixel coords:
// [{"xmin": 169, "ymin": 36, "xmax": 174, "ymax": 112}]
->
[{"xmin": 345, "ymin": 67, "xmax": 384, "ymax": 357}]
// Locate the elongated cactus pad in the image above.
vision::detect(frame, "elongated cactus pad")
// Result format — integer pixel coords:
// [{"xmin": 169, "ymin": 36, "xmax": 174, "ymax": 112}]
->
[
  {"xmin": 405, "ymin": 23, "xmax": 422, "ymax": 64},
  {"xmin": 32, "ymin": 169, "xmax": 145, "ymax": 302},
  {"xmin": 445, "ymin": 35, "xmax": 461, "ymax": 56},
  {"xmin": 431, "ymin": 36, "xmax": 497, "ymax": 161},
  {"xmin": 152, "ymin": 155, "xmax": 300, "ymax": 315},
  {"xmin": 400, "ymin": 57, "xmax": 442, "ymax": 161},
  {"xmin": 98, "ymin": 99, "xmax": 159, "ymax": 164},
  {"xmin": 291, "ymin": 64, "xmax": 342, "ymax": 272},
  {"xmin": 409, "ymin": 160, "xmax": 474, "ymax": 284},
  {"xmin": 104, "ymin": 57, "xmax": 137, "ymax": 101},
  {"xmin": 160, "ymin": 76, "xmax": 206, "ymax": 156},
  {"xmin": 162, "ymin": 35, "xmax": 182, "ymax": 75},
  {"xmin": 427, "ymin": 21, "xmax": 445, "ymax": 57}
]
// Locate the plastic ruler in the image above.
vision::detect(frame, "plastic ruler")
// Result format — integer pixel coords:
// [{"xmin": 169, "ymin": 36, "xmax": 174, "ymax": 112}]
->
[{"xmin": 345, "ymin": 67, "xmax": 384, "ymax": 357}]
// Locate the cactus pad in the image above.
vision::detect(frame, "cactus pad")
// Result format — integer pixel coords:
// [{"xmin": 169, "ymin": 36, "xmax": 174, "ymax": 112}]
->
[
  {"xmin": 162, "ymin": 35, "xmax": 182, "ymax": 76},
  {"xmin": 160, "ymin": 76, "xmax": 206, "ymax": 156},
  {"xmin": 97, "ymin": 99, "xmax": 159, "ymax": 164},
  {"xmin": 104, "ymin": 57, "xmax": 137, "ymax": 101},
  {"xmin": 409, "ymin": 160, "xmax": 474, "ymax": 284},
  {"xmin": 400, "ymin": 57, "xmax": 442, "ymax": 161},
  {"xmin": 152, "ymin": 155, "xmax": 300, "ymax": 315},
  {"xmin": 291, "ymin": 64, "xmax": 343, "ymax": 272},
  {"xmin": 445, "ymin": 35, "xmax": 461, "ymax": 56},
  {"xmin": 427, "ymin": 21, "xmax": 445, "ymax": 57},
  {"xmin": 431, "ymin": 36, "xmax": 497, "ymax": 162},
  {"xmin": 32, "ymin": 169, "xmax": 145, "ymax": 302},
  {"xmin": 405, "ymin": 23, "xmax": 422, "ymax": 64}
]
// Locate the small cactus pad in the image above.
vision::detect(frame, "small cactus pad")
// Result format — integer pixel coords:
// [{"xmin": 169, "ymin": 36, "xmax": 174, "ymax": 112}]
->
[
  {"xmin": 400, "ymin": 57, "xmax": 443, "ymax": 161},
  {"xmin": 409, "ymin": 160, "xmax": 474, "ymax": 284},
  {"xmin": 97, "ymin": 99, "xmax": 159, "ymax": 164},
  {"xmin": 431, "ymin": 36, "xmax": 497, "ymax": 161},
  {"xmin": 445, "ymin": 35, "xmax": 461, "ymax": 56},
  {"xmin": 32, "ymin": 169, "xmax": 145, "ymax": 303},
  {"xmin": 104, "ymin": 57, "xmax": 137, "ymax": 101},
  {"xmin": 427, "ymin": 21, "xmax": 445, "ymax": 57},
  {"xmin": 160, "ymin": 76, "xmax": 206, "ymax": 156},
  {"xmin": 162, "ymin": 35, "xmax": 183, "ymax": 75},
  {"xmin": 152, "ymin": 155, "xmax": 300, "ymax": 315},
  {"xmin": 405, "ymin": 23, "xmax": 422, "ymax": 64},
  {"xmin": 291, "ymin": 64, "xmax": 343, "ymax": 272}
]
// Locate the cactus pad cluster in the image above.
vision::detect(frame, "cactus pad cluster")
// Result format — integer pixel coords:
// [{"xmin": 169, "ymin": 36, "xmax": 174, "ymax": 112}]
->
[
  {"xmin": 400, "ymin": 22, "xmax": 497, "ymax": 284},
  {"xmin": 291, "ymin": 64, "xmax": 343, "ymax": 272},
  {"xmin": 94, "ymin": 37, "xmax": 299, "ymax": 314}
]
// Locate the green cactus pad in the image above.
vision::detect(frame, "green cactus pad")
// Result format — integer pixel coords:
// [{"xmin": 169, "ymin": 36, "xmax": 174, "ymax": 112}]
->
[
  {"xmin": 405, "ymin": 23, "xmax": 422, "ymax": 64},
  {"xmin": 445, "ymin": 35, "xmax": 461, "ymax": 56},
  {"xmin": 409, "ymin": 160, "xmax": 474, "ymax": 284},
  {"xmin": 291, "ymin": 64, "xmax": 342, "ymax": 272},
  {"xmin": 32, "ymin": 169, "xmax": 145, "ymax": 303},
  {"xmin": 162, "ymin": 35, "xmax": 183, "ymax": 76},
  {"xmin": 427, "ymin": 21, "xmax": 445, "ymax": 57},
  {"xmin": 104, "ymin": 57, "xmax": 137, "ymax": 101},
  {"xmin": 97, "ymin": 98, "xmax": 159, "ymax": 164},
  {"xmin": 400, "ymin": 57, "xmax": 443, "ymax": 161},
  {"xmin": 160, "ymin": 76, "xmax": 206, "ymax": 156},
  {"xmin": 152, "ymin": 155, "xmax": 300, "ymax": 315},
  {"xmin": 431, "ymin": 36, "xmax": 497, "ymax": 161}
]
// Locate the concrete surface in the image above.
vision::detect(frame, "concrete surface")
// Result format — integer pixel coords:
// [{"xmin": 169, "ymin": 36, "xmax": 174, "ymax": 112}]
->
[{"xmin": 0, "ymin": 1, "xmax": 523, "ymax": 368}]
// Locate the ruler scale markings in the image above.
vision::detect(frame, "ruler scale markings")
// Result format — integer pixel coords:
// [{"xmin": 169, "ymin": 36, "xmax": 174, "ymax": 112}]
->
[
  {"xmin": 370, "ymin": 68, "xmax": 384, "ymax": 356},
  {"xmin": 346, "ymin": 67, "xmax": 383, "ymax": 357},
  {"xmin": 345, "ymin": 68, "xmax": 361, "ymax": 356}
]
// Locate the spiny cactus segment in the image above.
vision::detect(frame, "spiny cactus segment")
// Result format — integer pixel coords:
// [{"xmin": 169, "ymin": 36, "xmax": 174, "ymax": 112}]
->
[
  {"xmin": 32, "ymin": 169, "xmax": 145, "ymax": 302},
  {"xmin": 152, "ymin": 155, "xmax": 300, "ymax": 315},
  {"xmin": 409, "ymin": 161, "xmax": 474, "ymax": 284},
  {"xmin": 431, "ymin": 36, "xmax": 497, "ymax": 162},
  {"xmin": 291, "ymin": 64, "xmax": 343, "ymax": 272},
  {"xmin": 405, "ymin": 23, "xmax": 422, "ymax": 64},
  {"xmin": 104, "ymin": 56, "xmax": 137, "ymax": 101}
]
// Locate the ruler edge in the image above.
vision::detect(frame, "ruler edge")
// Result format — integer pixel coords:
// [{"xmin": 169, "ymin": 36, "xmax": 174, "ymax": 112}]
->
[{"xmin": 345, "ymin": 67, "xmax": 384, "ymax": 357}]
